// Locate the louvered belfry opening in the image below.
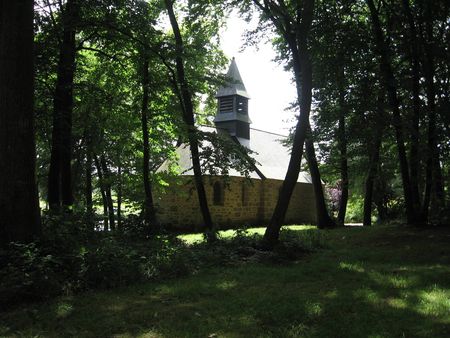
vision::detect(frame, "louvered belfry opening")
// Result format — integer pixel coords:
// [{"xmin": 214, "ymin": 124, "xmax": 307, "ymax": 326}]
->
[
  {"xmin": 236, "ymin": 96, "xmax": 248, "ymax": 115},
  {"xmin": 219, "ymin": 96, "xmax": 234, "ymax": 113},
  {"xmin": 214, "ymin": 58, "xmax": 251, "ymax": 140},
  {"xmin": 219, "ymin": 95, "xmax": 248, "ymax": 115}
]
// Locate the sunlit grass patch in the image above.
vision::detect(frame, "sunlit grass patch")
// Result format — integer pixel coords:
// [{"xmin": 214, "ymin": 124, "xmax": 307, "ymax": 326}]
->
[
  {"xmin": 416, "ymin": 285, "xmax": 450, "ymax": 319},
  {"xmin": 304, "ymin": 301, "xmax": 323, "ymax": 317},
  {"xmin": 339, "ymin": 261, "xmax": 365, "ymax": 273},
  {"xmin": 283, "ymin": 323, "xmax": 314, "ymax": 337},
  {"xmin": 387, "ymin": 275, "xmax": 413, "ymax": 289},
  {"xmin": 216, "ymin": 280, "xmax": 237, "ymax": 290},
  {"xmin": 386, "ymin": 297, "xmax": 408, "ymax": 309},
  {"xmin": 354, "ymin": 287, "xmax": 380, "ymax": 304},
  {"xmin": 178, "ymin": 224, "xmax": 317, "ymax": 244},
  {"xmin": 177, "ymin": 232, "xmax": 203, "ymax": 244},
  {"xmin": 119, "ymin": 330, "xmax": 162, "ymax": 338},
  {"xmin": 55, "ymin": 301, "xmax": 74, "ymax": 318}
]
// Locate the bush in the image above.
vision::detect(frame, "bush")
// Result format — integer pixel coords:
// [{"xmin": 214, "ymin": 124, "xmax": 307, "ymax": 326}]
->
[
  {"xmin": 0, "ymin": 242, "xmax": 63, "ymax": 309},
  {"xmin": 0, "ymin": 215, "xmax": 328, "ymax": 309},
  {"xmin": 83, "ymin": 237, "xmax": 142, "ymax": 289},
  {"xmin": 345, "ymin": 197, "xmax": 365, "ymax": 223}
]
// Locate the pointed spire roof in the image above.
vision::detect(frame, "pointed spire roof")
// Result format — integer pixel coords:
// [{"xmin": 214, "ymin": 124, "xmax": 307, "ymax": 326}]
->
[{"xmin": 216, "ymin": 57, "xmax": 250, "ymax": 99}]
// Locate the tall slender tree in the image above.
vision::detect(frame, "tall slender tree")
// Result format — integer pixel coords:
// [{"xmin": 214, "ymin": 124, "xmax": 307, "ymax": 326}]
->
[
  {"xmin": 366, "ymin": 0, "xmax": 417, "ymax": 225},
  {"xmin": 419, "ymin": 0, "xmax": 446, "ymax": 218},
  {"xmin": 164, "ymin": 0, "xmax": 215, "ymax": 237},
  {"xmin": 363, "ymin": 88, "xmax": 385, "ymax": 226},
  {"xmin": 245, "ymin": 0, "xmax": 316, "ymax": 247},
  {"xmin": 47, "ymin": 0, "xmax": 80, "ymax": 211},
  {"xmin": 140, "ymin": 56, "xmax": 157, "ymax": 232}
]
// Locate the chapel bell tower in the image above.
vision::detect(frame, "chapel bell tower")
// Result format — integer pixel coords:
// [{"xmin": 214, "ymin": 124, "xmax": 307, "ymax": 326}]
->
[{"xmin": 214, "ymin": 57, "xmax": 251, "ymax": 140}]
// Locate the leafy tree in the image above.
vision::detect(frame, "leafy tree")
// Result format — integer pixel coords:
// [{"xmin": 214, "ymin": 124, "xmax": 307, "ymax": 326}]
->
[
  {"xmin": 163, "ymin": 0, "xmax": 229, "ymax": 239},
  {"xmin": 365, "ymin": 0, "xmax": 449, "ymax": 225},
  {"xmin": 235, "ymin": 0, "xmax": 322, "ymax": 248}
]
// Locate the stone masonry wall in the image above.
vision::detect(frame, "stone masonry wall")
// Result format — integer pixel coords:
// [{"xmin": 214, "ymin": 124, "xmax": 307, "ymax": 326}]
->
[{"xmin": 154, "ymin": 176, "xmax": 317, "ymax": 231}]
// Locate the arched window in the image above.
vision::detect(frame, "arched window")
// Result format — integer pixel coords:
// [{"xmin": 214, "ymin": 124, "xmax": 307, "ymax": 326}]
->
[{"xmin": 213, "ymin": 181, "xmax": 224, "ymax": 205}]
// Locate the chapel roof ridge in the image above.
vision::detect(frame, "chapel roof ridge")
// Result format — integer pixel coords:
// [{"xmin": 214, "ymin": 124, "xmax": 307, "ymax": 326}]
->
[
  {"xmin": 199, "ymin": 124, "xmax": 288, "ymax": 138},
  {"xmin": 248, "ymin": 126, "xmax": 288, "ymax": 138}
]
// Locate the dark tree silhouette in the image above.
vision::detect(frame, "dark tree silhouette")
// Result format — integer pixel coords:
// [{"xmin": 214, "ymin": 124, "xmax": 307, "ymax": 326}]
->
[{"xmin": 0, "ymin": 0, "xmax": 41, "ymax": 244}]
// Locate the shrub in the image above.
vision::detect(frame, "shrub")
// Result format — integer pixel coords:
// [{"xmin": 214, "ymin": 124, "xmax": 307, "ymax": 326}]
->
[
  {"xmin": 0, "ymin": 242, "xmax": 62, "ymax": 309},
  {"xmin": 345, "ymin": 196, "xmax": 365, "ymax": 223},
  {"xmin": 83, "ymin": 237, "xmax": 142, "ymax": 289},
  {"xmin": 0, "ymin": 214, "xmax": 328, "ymax": 309}
]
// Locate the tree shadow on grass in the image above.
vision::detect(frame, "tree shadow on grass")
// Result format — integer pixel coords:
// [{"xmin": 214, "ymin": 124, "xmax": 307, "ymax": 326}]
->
[{"xmin": 1, "ymin": 226, "xmax": 450, "ymax": 337}]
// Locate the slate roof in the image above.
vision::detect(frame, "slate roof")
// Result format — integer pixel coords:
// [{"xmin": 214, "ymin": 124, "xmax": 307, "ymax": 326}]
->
[
  {"xmin": 158, "ymin": 58, "xmax": 311, "ymax": 184},
  {"xmin": 216, "ymin": 57, "xmax": 250, "ymax": 99},
  {"xmin": 158, "ymin": 125, "xmax": 312, "ymax": 184}
]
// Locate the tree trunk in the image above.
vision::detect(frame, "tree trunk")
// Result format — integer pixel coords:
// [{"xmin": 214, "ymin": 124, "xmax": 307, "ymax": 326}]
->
[
  {"xmin": 85, "ymin": 136, "xmax": 94, "ymax": 226},
  {"xmin": 305, "ymin": 133, "xmax": 336, "ymax": 228},
  {"xmin": 420, "ymin": 0, "xmax": 445, "ymax": 220},
  {"xmin": 334, "ymin": 51, "xmax": 349, "ymax": 224},
  {"xmin": 165, "ymin": 0, "xmax": 214, "ymax": 238},
  {"xmin": 363, "ymin": 94, "xmax": 384, "ymax": 226},
  {"xmin": 366, "ymin": 0, "xmax": 417, "ymax": 225},
  {"xmin": 402, "ymin": 0, "xmax": 422, "ymax": 213},
  {"xmin": 338, "ymin": 104, "xmax": 349, "ymax": 224},
  {"xmin": 0, "ymin": 0, "xmax": 41, "ymax": 245},
  {"xmin": 117, "ymin": 161, "xmax": 122, "ymax": 231},
  {"xmin": 140, "ymin": 57, "xmax": 157, "ymax": 233},
  {"xmin": 262, "ymin": 0, "xmax": 315, "ymax": 248},
  {"xmin": 47, "ymin": 0, "xmax": 79, "ymax": 211},
  {"xmin": 94, "ymin": 155, "xmax": 109, "ymax": 231},
  {"xmin": 100, "ymin": 156, "xmax": 115, "ymax": 232}
]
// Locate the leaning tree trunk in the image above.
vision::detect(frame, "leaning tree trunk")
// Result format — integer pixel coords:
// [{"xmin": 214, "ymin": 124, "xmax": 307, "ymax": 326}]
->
[
  {"xmin": 47, "ymin": 0, "xmax": 79, "ymax": 211},
  {"xmin": 165, "ymin": 0, "xmax": 214, "ymax": 238},
  {"xmin": 305, "ymin": 132, "xmax": 337, "ymax": 228},
  {"xmin": 366, "ymin": 0, "xmax": 417, "ymax": 225},
  {"xmin": 140, "ymin": 57, "xmax": 157, "ymax": 234},
  {"xmin": 262, "ymin": 0, "xmax": 315, "ymax": 248},
  {"xmin": 0, "ymin": 0, "xmax": 41, "ymax": 245}
]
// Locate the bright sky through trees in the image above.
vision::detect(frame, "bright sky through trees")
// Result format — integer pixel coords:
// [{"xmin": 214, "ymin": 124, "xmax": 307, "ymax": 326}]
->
[{"xmin": 220, "ymin": 13, "xmax": 297, "ymax": 135}]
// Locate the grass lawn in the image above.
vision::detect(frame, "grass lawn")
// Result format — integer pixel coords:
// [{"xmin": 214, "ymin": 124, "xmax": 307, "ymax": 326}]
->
[
  {"xmin": 1, "ymin": 225, "xmax": 450, "ymax": 337},
  {"xmin": 177, "ymin": 225, "xmax": 317, "ymax": 244}
]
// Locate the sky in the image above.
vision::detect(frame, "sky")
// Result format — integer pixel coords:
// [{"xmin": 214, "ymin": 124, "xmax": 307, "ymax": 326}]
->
[{"xmin": 219, "ymin": 14, "xmax": 298, "ymax": 136}]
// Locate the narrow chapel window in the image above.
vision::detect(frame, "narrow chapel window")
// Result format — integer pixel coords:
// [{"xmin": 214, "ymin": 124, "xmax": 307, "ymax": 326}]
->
[{"xmin": 213, "ymin": 182, "xmax": 224, "ymax": 205}]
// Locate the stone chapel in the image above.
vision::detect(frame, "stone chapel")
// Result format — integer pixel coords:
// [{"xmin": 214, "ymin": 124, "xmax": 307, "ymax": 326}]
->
[{"xmin": 155, "ymin": 58, "xmax": 317, "ymax": 229}]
